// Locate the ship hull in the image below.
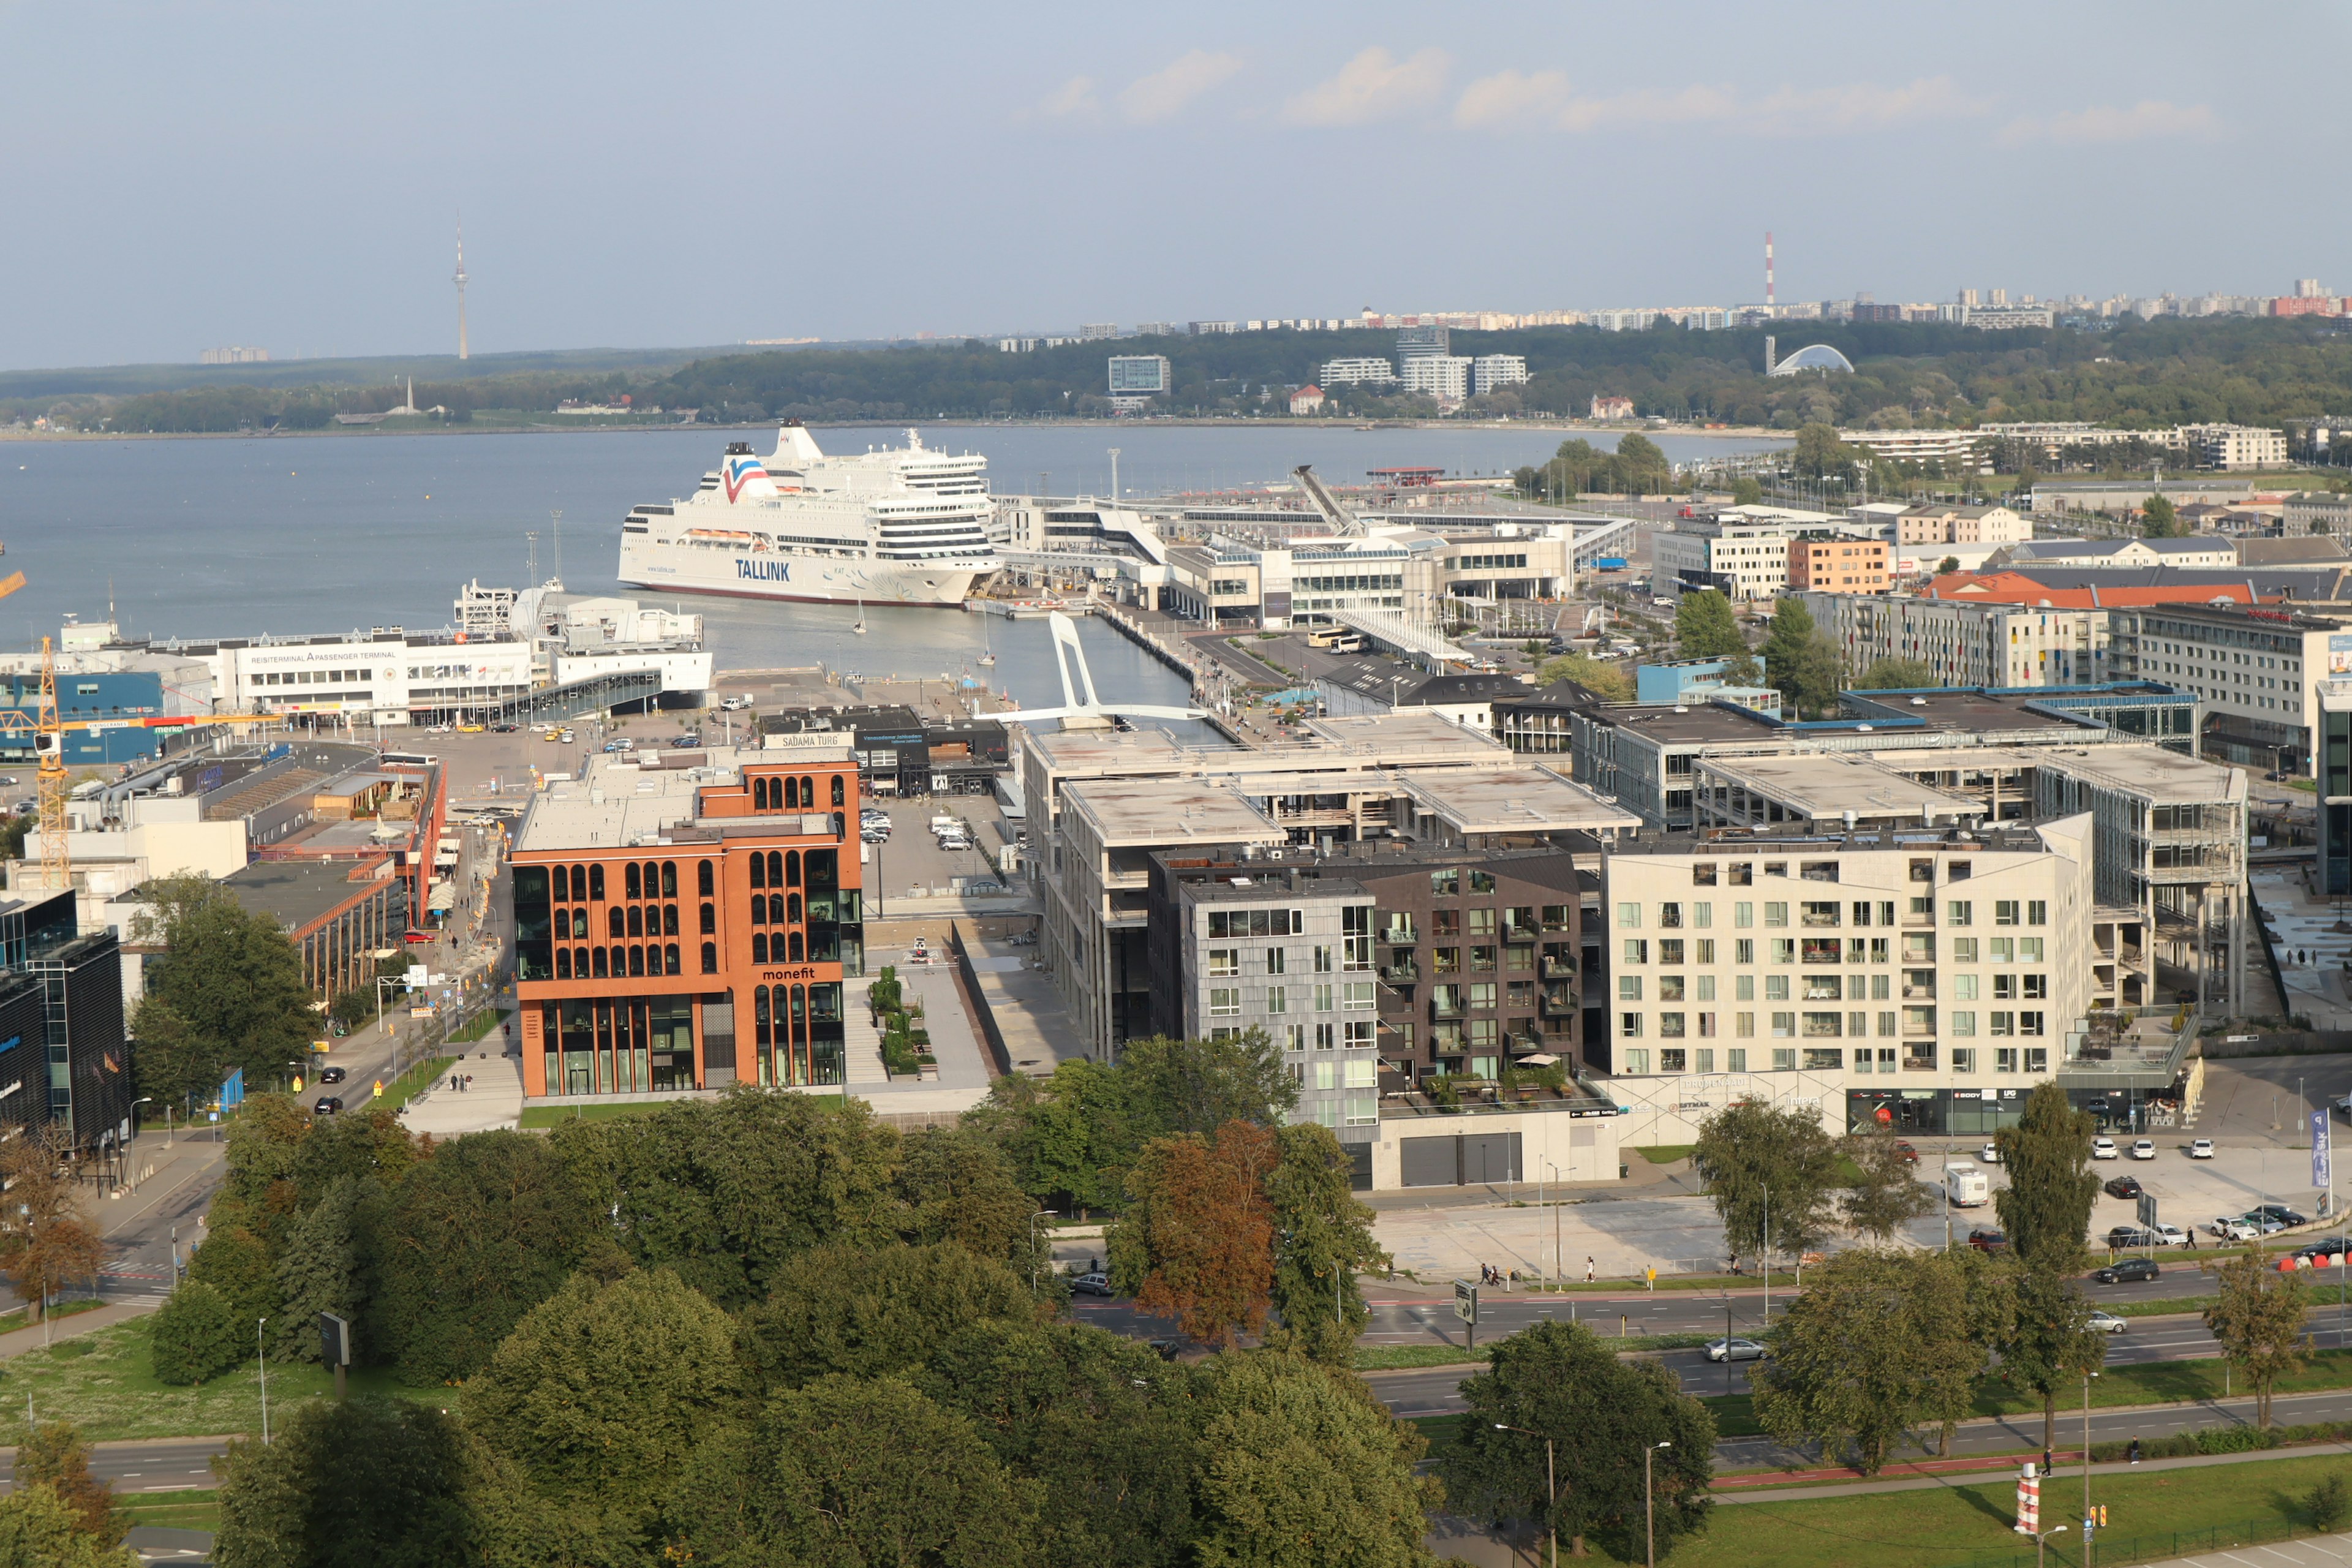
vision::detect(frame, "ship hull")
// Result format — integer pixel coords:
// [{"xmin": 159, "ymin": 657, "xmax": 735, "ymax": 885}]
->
[{"xmin": 618, "ymin": 536, "xmax": 990, "ymax": 607}]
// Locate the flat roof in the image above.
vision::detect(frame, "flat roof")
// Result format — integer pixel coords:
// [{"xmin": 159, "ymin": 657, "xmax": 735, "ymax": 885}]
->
[
  {"xmin": 1400, "ymin": 764, "xmax": 1642, "ymax": 836},
  {"xmin": 1887, "ymin": 690, "xmax": 2104, "ymax": 735},
  {"xmin": 1019, "ymin": 726, "xmax": 1197, "ymax": 770},
  {"xmin": 514, "ymin": 747, "xmax": 786, "ymax": 853},
  {"xmin": 1060, "ymin": 777, "xmax": 1286, "ymax": 846},
  {"xmin": 223, "ymin": 859, "xmax": 388, "ymax": 932},
  {"xmin": 1300, "ymin": 709, "xmax": 1507, "ymax": 754},
  {"xmin": 2030, "ymin": 745, "xmax": 2247, "ymax": 804},
  {"xmin": 1694, "ymin": 753, "xmax": 1984, "ymax": 821}
]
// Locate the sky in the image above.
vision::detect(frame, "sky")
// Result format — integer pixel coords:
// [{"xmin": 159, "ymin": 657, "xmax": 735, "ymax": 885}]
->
[{"xmin": 1, "ymin": 0, "xmax": 2346, "ymax": 369}]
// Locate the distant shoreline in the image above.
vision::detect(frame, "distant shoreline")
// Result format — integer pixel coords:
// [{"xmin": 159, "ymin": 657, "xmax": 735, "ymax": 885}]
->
[{"xmin": 0, "ymin": 417, "xmax": 1792, "ymax": 444}]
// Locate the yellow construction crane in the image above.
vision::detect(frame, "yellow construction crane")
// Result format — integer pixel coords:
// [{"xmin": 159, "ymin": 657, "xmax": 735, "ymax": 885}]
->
[{"xmin": 34, "ymin": 638, "xmax": 64, "ymax": 890}]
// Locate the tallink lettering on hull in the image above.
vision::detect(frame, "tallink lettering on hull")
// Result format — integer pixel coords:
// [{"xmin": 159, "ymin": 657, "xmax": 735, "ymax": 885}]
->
[{"xmin": 737, "ymin": 559, "xmax": 792, "ymax": 584}]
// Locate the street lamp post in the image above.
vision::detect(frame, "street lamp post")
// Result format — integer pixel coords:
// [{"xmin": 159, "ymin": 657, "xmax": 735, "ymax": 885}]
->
[
  {"xmin": 1645, "ymin": 1441, "xmax": 1672, "ymax": 1568},
  {"xmin": 1546, "ymin": 1161, "xmax": 1562, "ymax": 1292},
  {"xmin": 1492, "ymin": 1425, "xmax": 1559, "ymax": 1568},
  {"xmin": 2034, "ymin": 1525, "xmax": 2069, "ymax": 1568},
  {"xmin": 2084, "ymin": 1370, "xmax": 2099, "ymax": 1529},
  {"xmin": 258, "ymin": 1317, "xmax": 270, "ymax": 1445}
]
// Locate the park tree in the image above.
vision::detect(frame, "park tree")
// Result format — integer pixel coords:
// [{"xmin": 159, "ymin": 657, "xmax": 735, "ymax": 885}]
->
[
  {"xmin": 1192, "ymin": 1348, "xmax": 1441, "ymax": 1568},
  {"xmin": 1266, "ymin": 1123, "xmax": 1390, "ymax": 1362},
  {"xmin": 1757, "ymin": 597, "xmax": 1844, "ymax": 718},
  {"xmin": 211, "ymin": 1398, "xmax": 480, "ymax": 1568},
  {"xmin": 1693, "ymin": 1102, "xmax": 1844, "ymax": 1268},
  {"xmin": 918, "ymin": 1321, "xmax": 1206, "ymax": 1568},
  {"xmin": 1852, "ymin": 657, "xmax": 1940, "ymax": 692},
  {"xmin": 15, "ymin": 1422, "xmax": 125, "ymax": 1550},
  {"xmin": 895, "ymin": 1125, "xmax": 1051, "ymax": 1273},
  {"xmin": 1994, "ymin": 1082, "xmax": 2100, "ymax": 1272},
  {"xmin": 1998, "ymin": 1264, "xmax": 2108, "ymax": 1453},
  {"xmin": 149, "ymin": 1281, "xmax": 246, "ymax": 1384},
  {"xmin": 2206, "ymin": 1246, "xmax": 2312, "ymax": 1429},
  {"xmin": 0, "ymin": 1484, "xmax": 135, "ymax": 1568},
  {"xmin": 1537, "ymin": 652, "xmax": 1634, "ymax": 703},
  {"xmin": 2141, "ymin": 494, "xmax": 2181, "ymax": 538},
  {"xmin": 1446, "ymin": 1319, "xmax": 1714, "ymax": 1561},
  {"xmin": 548, "ymin": 1087, "xmax": 903, "ymax": 1310},
  {"xmin": 467, "ymin": 1269, "xmax": 743, "ymax": 1551},
  {"xmin": 1117, "ymin": 1030, "xmax": 1299, "ymax": 1139},
  {"xmin": 1840, "ymin": 1131, "xmax": 1939, "ymax": 1241},
  {"xmin": 674, "ymin": 1374, "xmax": 1041, "ymax": 1566},
  {"xmin": 1674, "ymin": 589, "xmax": 1746, "ymax": 660},
  {"xmin": 1751, "ymin": 1248, "xmax": 1985, "ymax": 1474},
  {"xmin": 186, "ymin": 1226, "xmax": 280, "ymax": 1338},
  {"xmin": 742, "ymin": 1240, "xmax": 1038, "ymax": 1392},
  {"xmin": 0, "ymin": 1124, "xmax": 102, "ymax": 1323},
  {"xmin": 1937, "ymin": 556, "xmax": 1961, "ymax": 575},
  {"xmin": 1730, "ymin": 477, "xmax": 1765, "ymax": 505},
  {"xmin": 377, "ymin": 1129, "xmax": 598, "ymax": 1383},
  {"xmin": 130, "ymin": 873, "xmax": 317, "ymax": 1097},
  {"xmin": 1111, "ymin": 1121, "xmax": 1278, "ymax": 1348},
  {"xmin": 969, "ymin": 1059, "xmax": 1137, "ymax": 1215}
]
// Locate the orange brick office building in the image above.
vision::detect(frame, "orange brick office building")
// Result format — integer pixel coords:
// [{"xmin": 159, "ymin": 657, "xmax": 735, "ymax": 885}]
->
[{"xmin": 508, "ymin": 737, "xmax": 865, "ymax": 1098}]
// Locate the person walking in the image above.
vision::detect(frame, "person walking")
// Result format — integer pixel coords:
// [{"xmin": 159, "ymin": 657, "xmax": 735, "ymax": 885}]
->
[{"xmin": 1585, "ymin": 1255, "xmax": 1596, "ymax": 1284}]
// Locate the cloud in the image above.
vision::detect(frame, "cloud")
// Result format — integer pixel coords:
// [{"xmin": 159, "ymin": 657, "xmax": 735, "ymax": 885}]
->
[
  {"xmin": 1999, "ymin": 99, "xmax": 2222, "ymax": 146},
  {"xmin": 1035, "ymin": 75, "xmax": 1100, "ymax": 119},
  {"xmin": 1450, "ymin": 71, "xmax": 1982, "ymax": 136},
  {"xmin": 1118, "ymin": 50, "xmax": 1243, "ymax": 124},
  {"xmin": 1283, "ymin": 47, "xmax": 1449, "ymax": 127}
]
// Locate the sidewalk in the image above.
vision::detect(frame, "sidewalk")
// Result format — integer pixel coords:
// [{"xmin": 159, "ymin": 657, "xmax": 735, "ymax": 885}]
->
[
  {"xmin": 399, "ymin": 1052, "xmax": 522, "ymax": 1136},
  {"xmin": 0, "ymin": 1300, "xmax": 153, "ymax": 1361},
  {"xmin": 1720, "ymin": 1435, "xmax": 2352, "ymax": 1504}
]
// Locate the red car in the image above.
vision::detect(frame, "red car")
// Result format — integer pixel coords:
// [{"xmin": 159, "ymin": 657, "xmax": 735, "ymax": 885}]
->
[{"xmin": 1893, "ymin": 1140, "xmax": 1920, "ymax": 1164}]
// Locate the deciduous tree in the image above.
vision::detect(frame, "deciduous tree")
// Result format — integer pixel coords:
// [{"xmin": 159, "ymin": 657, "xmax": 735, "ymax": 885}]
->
[
  {"xmin": 2206, "ymin": 1246, "xmax": 2312, "ymax": 1429},
  {"xmin": 0, "ymin": 1125, "xmax": 102, "ymax": 1322},
  {"xmin": 0, "ymin": 1483, "xmax": 135, "ymax": 1568},
  {"xmin": 211, "ymin": 1398, "xmax": 480, "ymax": 1568},
  {"xmin": 1751, "ymin": 1248, "xmax": 1983, "ymax": 1474},
  {"xmin": 1193, "ymin": 1348, "xmax": 1441, "ymax": 1568},
  {"xmin": 1446, "ymin": 1319, "xmax": 1714, "ymax": 1560},
  {"xmin": 741, "ymin": 1240, "xmax": 1036, "ymax": 1391},
  {"xmin": 132, "ymin": 875, "xmax": 317, "ymax": 1096},
  {"xmin": 15, "ymin": 1422, "xmax": 124, "ymax": 1549},
  {"xmin": 1731, "ymin": 477, "xmax": 1765, "ymax": 506},
  {"xmin": 1841, "ymin": 1131, "xmax": 1938, "ymax": 1240},
  {"xmin": 1537, "ymin": 653, "xmax": 1634, "ymax": 703},
  {"xmin": 1999, "ymin": 1262, "xmax": 2108, "ymax": 1453},
  {"xmin": 1853, "ymin": 657, "xmax": 1939, "ymax": 692},
  {"xmin": 1267, "ymin": 1123, "xmax": 1389, "ymax": 1362},
  {"xmin": 1694, "ymin": 1103, "xmax": 1842, "ymax": 1267},
  {"xmin": 1674, "ymin": 589, "xmax": 1746, "ymax": 660},
  {"xmin": 1111, "ymin": 1121, "xmax": 1278, "ymax": 1348},
  {"xmin": 1994, "ymin": 1082, "xmax": 2099, "ymax": 1273},
  {"xmin": 149, "ymin": 1281, "xmax": 246, "ymax": 1385},
  {"xmin": 2141, "ymin": 494, "xmax": 2181, "ymax": 538}
]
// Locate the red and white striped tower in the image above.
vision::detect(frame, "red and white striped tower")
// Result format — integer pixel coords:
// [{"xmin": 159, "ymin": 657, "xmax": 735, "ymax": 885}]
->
[{"xmin": 1766, "ymin": 231, "xmax": 1776, "ymax": 310}]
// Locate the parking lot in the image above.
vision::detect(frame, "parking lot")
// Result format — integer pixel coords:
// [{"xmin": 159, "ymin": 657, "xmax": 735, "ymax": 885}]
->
[{"xmin": 857, "ymin": 794, "xmax": 1019, "ymax": 910}]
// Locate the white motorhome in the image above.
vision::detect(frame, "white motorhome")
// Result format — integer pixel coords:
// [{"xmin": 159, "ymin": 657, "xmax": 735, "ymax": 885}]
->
[{"xmin": 1943, "ymin": 1162, "xmax": 1991, "ymax": 1208}]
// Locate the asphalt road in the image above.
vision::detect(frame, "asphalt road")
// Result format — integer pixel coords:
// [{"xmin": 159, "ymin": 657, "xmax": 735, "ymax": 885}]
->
[{"xmin": 0, "ymin": 1438, "xmax": 222, "ymax": 1493}]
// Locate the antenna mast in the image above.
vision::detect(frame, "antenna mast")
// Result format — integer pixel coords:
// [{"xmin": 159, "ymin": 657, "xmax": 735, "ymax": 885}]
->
[{"xmin": 454, "ymin": 217, "xmax": 469, "ymax": 361}]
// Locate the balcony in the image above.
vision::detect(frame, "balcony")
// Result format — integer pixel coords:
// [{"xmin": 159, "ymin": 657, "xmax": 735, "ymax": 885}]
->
[
  {"xmin": 1381, "ymin": 960, "xmax": 1421, "ymax": 984},
  {"xmin": 1380, "ymin": 923, "xmax": 1418, "ymax": 944},
  {"xmin": 1541, "ymin": 956, "xmax": 1578, "ymax": 979},
  {"xmin": 1430, "ymin": 993, "xmax": 1464, "ymax": 1020},
  {"xmin": 1540, "ymin": 984, "xmax": 1576, "ymax": 1016}
]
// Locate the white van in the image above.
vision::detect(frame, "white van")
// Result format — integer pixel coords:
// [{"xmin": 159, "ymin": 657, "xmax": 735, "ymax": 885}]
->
[{"xmin": 1943, "ymin": 1162, "xmax": 1991, "ymax": 1208}]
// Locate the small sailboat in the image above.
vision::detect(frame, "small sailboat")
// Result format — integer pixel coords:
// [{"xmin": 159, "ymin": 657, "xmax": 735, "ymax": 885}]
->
[
  {"xmin": 979, "ymin": 617, "xmax": 996, "ymax": 666},
  {"xmin": 852, "ymin": 600, "xmax": 867, "ymax": 636}
]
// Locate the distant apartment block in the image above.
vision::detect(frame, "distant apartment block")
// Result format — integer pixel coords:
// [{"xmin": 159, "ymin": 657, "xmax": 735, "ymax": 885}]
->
[
  {"xmin": 1895, "ymin": 503, "xmax": 2029, "ymax": 546},
  {"xmin": 1188, "ymin": 321, "xmax": 1240, "ymax": 335},
  {"xmin": 1322, "ymin": 357, "xmax": 1398, "ymax": 387},
  {"xmin": 2182, "ymin": 423, "xmax": 2288, "ymax": 470},
  {"xmin": 1590, "ymin": 395, "xmax": 1635, "ymax": 421},
  {"xmin": 199, "ymin": 346, "xmax": 270, "ymax": 364},
  {"xmin": 1961, "ymin": 304, "xmax": 2056, "ymax": 330},
  {"xmin": 1839, "ymin": 429, "xmax": 1989, "ymax": 469},
  {"xmin": 1106, "ymin": 355, "xmax": 1170, "ymax": 398},
  {"xmin": 1080, "ymin": 323, "xmax": 1119, "ymax": 340},
  {"xmin": 1471, "ymin": 355, "xmax": 1529, "ymax": 397},
  {"xmin": 1786, "ymin": 535, "xmax": 1889, "ymax": 594},
  {"xmin": 1398, "ymin": 355, "xmax": 1472, "ymax": 403},
  {"xmin": 1396, "ymin": 325, "xmax": 1450, "ymax": 358}
]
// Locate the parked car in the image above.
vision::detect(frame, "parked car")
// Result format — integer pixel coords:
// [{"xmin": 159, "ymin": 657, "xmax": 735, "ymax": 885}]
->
[
  {"xmin": 2104, "ymin": 1175, "xmax": 2144, "ymax": 1200},
  {"xmin": 1891, "ymin": 1140, "xmax": 1920, "ymax": 1164},
  {"xmin": 2106, "ymin": 1225, "xmax": 2155, "ymax": 1249},
  {"xmin": 2250, "ymin": 1204, "xmax": 2310, "ymax": 1228},
  {"xmin": 491, "ymin": 723, "xmax": 518, "ymax": 733},
  {"xmin": 2189, "ymin": 1139, "xmax": 2216, "ymax": 1159},
  {"xmin": 1069, "ymin": 1272, "xmax": 1115, "ymax": 1297},
  {"xmin": 317, "ymin": 1066, "xmax": 347, "ymax": 1085},
  {"xmin": 2148, "ymin": 1224, "xmax": 2194, "ymax": 1248},
  {"xmin": 312, "ymin": 1096, "xmax": 344, "ymax": 1116},
  {"xmin": 2293, "ymin": 1238, "xmax": 2352, "ymax": 1264},
  {"xmin": 720, "ymin": 696, "xmax": 749, "ymax": 710},
  {"xmin": 1980, "ymin": 1142, "xmax": 2002, "ymax": 1164},
  {"xmin": 1967, "ymin": 1229, "xmax": 2009, "ymax": 1253},
  {"xmin": 2090, "ymin": 1137, "xmax": 2119, "ymax": 1159},
  {"xmin": 2093, "ymin": 1257, "xmax": 2161, "ymax": 1285},
  {"xmin": 2209, "ymin": 1217, "xmax": 2263, "ymax": 1242},
  {"xmin": 2130, "ymin": 1139, "xmax": 2156, "ymax": 1160},
  {"xmin": 559, "ymin": 729, "xmax": 575, "ymax": 744},
  {"xmin": 1705, "ymin": 1338, "xmax": 1768, "ymax": 1363}
]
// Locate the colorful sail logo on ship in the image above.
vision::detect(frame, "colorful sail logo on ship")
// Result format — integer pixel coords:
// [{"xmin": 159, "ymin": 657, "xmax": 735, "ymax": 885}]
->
[{"xmin": 722, "ymin": 453, "xmax": 776, "ymax": 503}]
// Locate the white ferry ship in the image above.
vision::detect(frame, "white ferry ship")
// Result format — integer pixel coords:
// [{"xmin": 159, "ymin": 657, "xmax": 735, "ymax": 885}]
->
[{"xmin": 616, "ymin": 421, "xmax": 1000, "ymax": 607}]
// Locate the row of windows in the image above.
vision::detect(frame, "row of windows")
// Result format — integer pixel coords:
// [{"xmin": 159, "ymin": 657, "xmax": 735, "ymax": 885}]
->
[
  {"xmin": 1205, "ymin": 946, "xmax": 1360, "ymax": 976},
  {"xmin": 552, "ymin": 861, "xmax": 699, "ymax": 902},
  {"xmin": 1684, "ymin": 857, "xmax": 1972, "ymax": 888},
  {"xmin": 1618, "ymin": 1009, "xmax": 2043, "ymax": 1038},
  {"xmin": 1206, "ymin": 982, "xmax": 1377, "ymax": 1015},
  {"xmin": 752, "ymin": 774, "xmax": 843, "ymax": 811},
  {"xmin": 1619, "ymin": 1045, "xmax": 2050, "ymax": 1075},
  {"xmin": 556, "ymin": 905, "xmax": 682, "ymax": 940},
  {"xmin": 1621, "ymin": 936, "xmax": 2047, "ymax": 965},
  {"xmin": 1617, "ymin": 898, "xmax": 2046, "ymax": 929},
  {"xmin": 1621, "ymin": 971, "xmax": 2047, "ymax": 1001},
  {"xmin": 556, "ymin": 943, "xmax": 691, "ymax": 979}
]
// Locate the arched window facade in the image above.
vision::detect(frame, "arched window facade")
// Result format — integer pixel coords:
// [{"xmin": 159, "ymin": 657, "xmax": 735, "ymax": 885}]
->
[
  {"xmin": 831, "ymin": 775, "xmax": 845, "ymax": 807},
  {"xmin": 661, "ymin": 862, "xmax": 678, "ymax": 898},
  {"xmin": 697, "ymin": 860, "xmax": 714, "ymax": 896},
  {"xmin": 589, "ymin": 864, "xmax": 606, "ymax": 900},
  {"xmin": 625, "ymin": 864, "xmax": 642, "ymax": 900}
]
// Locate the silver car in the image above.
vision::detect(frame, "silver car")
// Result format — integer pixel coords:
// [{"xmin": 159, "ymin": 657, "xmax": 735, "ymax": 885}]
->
[{"xmin": 1705, "ymin": 1337, "xmax": 1768, "ymax": 1362}]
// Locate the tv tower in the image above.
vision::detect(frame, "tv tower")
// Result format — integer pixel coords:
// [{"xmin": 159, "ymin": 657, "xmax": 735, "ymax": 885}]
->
[
  {"xmin": 1765, "ymin": 230, "xmax": 1776, "ymax": 311},
  {"xmin": 454, "ymin": 217, "xmax": 470, "ymax": 361}
]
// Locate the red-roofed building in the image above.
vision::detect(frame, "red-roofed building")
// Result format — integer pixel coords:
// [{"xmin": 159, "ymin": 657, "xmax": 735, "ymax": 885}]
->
[
  {"xmin": 1289, "ymin": 384, "xmax": 1325, "ymax": 415},
  {"xmin": 1923, "ymin": 570, "xmax": 2266, "ymax": 609}
]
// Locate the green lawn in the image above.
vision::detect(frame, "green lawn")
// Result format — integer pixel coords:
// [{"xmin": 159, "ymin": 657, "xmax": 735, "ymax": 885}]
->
[
  {"xmin": 118, "ymin": 1489, "xmax": 220, "ymax": 1535},
  {"xmin": 0, "ymin": 1319, "xmax": 431, "ymax": 1442},
  {"xmin": 0, "ymin": 1297, "xmax": 107, "ymax": 1338},
  {"xmin": 518, "ymin": 1093, "xmax": 853, "ymax": 1130},
  {"xmin": 451, "ymin": 1007, "xmax": 511, "ymax": 1045},
  {"xmin": 1604, "ymin": 1451, "xmax": 2352, "ymax": 1568},
  {"xmin": 377, "ymin": 1054, "xmax": 454, "ymax": 1110},
  {"xmin": 1634, "ymin": 1145, "xmax": 1695, "ymax": 1164},
  {"xmin": 1357, "ymin": 1333, "xmax": 1718, "ymax": 1373}
]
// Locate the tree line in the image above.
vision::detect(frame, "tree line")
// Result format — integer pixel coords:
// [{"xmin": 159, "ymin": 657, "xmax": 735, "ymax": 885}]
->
[{"xmin": 18, "ymin": 314, "xmax": 2352, "ymax": 435}]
